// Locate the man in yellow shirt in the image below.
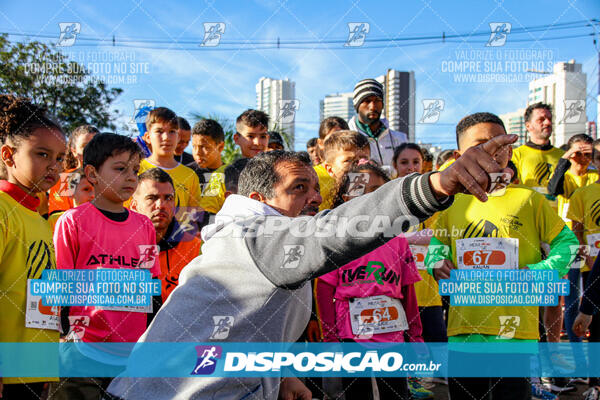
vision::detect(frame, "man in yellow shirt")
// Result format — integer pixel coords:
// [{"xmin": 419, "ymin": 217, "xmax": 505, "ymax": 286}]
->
[{"xmin": 426, "ymin": 112, "xmax": 577, "ymax": 399}]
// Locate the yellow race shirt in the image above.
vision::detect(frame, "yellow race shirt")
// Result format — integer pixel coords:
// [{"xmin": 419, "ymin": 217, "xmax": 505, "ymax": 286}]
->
[
  {"xmin": 411, "ymin": 216, "xmax": 442, "ymax": 307},
  {"xmin": 199, "ymin": 164, "xmax": 227, "ymax": 214},
  {"xmin": 315, "ymin": 163, "xmax": 335, "ymax": 211},
  {"xmin": 567, "ymin": 182, "xmax": 600, "ymax": 271},
  {"xmin": 512, "ymin": 144, "xmax": 564, "ymax": 195},
  {"xmin": 432, "ymin": 185, "xmax": 565, "ymax": 340},
  {"xmin": 557, "ymin": 169, "xmax": 599, "ymax": 228},
  {"xmin": 139, "ymin": 159, "xmax": 201, "ymax": 209},
  {"xmin": 0, "ymin": 184, "xmax": 59, "ymax": 384},
  {"xmin": 437, "ymin": 158, "xmax": 455, "ymax": 171},
  {"xmin": 47, "ymin": 211, "xmax": 65, "ymax": 232}
]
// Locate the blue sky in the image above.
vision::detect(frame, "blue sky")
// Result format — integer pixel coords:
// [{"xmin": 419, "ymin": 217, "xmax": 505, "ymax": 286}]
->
[{"xmin": 1, "ymin": 0, "xmax": 599, "ymax": 150}]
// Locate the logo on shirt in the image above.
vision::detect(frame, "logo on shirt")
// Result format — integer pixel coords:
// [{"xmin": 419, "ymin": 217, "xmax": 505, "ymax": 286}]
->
[
  {"xmin": 497, "ymin": 315, "xmax": 520, "ymax": 339},
  {"xmin": 191, "ymin": 345, "xmax": 222, "ymax": 375},
  {"xmin": 282, "ymin": 245, "xmax": 305, "ymax": 269},
  {"xmin": 341, "ymin": 261, "xmax": 400, "ymax": 286},
  {"xmin": 27, "ymin": 240, "xmax": 55, "ymax": 279},
  {"xmin": 590, "ymin": 200, "xmax": 600, "ymax": 227},
  {"xmin": 463, "ymin": 220, "xmax": 500, "ymax": 239},
  {"xmin": 534, "ymin": 162, "xmax": 552, "ymax": 185},
  {"xmin": 209, "ymin": 316, "xmax": 234, "ymax": 340},
  {"xmin": 500, "ymin": 215, "xmax": 523, "ymax": 231}
]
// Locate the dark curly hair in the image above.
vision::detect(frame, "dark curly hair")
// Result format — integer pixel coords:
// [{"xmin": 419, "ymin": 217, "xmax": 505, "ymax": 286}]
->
[{"xmin": 0, "ymin": 95, "xmax": 64, "ymax": 177}]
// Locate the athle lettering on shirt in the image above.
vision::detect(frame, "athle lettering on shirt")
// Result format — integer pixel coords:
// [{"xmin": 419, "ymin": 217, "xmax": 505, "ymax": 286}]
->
[
  {"xmin": 86, "ymin": 254, "xmax": 140, "ymax": 267},
  {"xmin": 341, "ymin": 261, "xmax": 401, "ymax": 286}
]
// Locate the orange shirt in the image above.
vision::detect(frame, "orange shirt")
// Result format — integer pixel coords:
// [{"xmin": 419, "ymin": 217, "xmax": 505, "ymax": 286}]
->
[
  {"xmin": 159, "ymin": 230, "xmax": 202, "ymax": 302},
  {"xmin": 48, "ymin": 168, "xmax": 76, "ymax": 213}
]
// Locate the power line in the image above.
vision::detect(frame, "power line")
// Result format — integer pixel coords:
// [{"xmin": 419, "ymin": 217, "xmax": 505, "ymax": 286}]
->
[{"xmin": 1, "ymin": 19, "xmax": 597, "ymax": 51}]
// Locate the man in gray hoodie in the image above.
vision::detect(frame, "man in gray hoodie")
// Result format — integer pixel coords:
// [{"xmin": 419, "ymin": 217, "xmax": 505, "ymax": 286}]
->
[{"xmin": 107, "ymin": 135, "xmax": 517, "ymax": 400}]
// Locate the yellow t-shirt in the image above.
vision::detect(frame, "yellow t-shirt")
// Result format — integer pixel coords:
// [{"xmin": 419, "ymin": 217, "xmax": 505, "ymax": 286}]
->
[
  {"xmin": 437, "ymin": 158, "xmax": 455, "ymax": 171},
  {"xmin": 139, "ymin": 159, "xmax": 201, "ymax": 209},
  {"xmin": 431, "ymin": 185, "xmax": 565, "ymax": 340},
  {"xmin": 0, "ymin": 190, "xmax": 59, "ymax": 384},
  {"xmin": 47, "ymin": 211, "xmax": 65, "ymax": 232},
  {"xmin": 199, "ymin": 165, "xmax": 227, "ymax": 214},
  {"xmin": 314, "ymin": 164, "xmax": 335, "ymax": 211},
  {"xmin": 567, "ymin": 182, "xmax": 600, "ymax": 271},
  {"xmin": 512, "ymin": 144, "xmax": 564, "ymax": 195},
  {"xmin": 557, "ymin": 169, "xmax": 599, "ymax": 229},
  {"xmin": 411, "ymin": 216, "xmax": 442, "ymax": 307}
]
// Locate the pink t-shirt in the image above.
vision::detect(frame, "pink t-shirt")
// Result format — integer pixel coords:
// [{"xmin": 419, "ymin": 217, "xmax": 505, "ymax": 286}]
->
[
  {"xmin": 54, "ymin": 203, "xmax": 159, "ymax": 343},
  {"xmin": 317, "ymin": 236, "xmax": 423, "ymax": 343}
]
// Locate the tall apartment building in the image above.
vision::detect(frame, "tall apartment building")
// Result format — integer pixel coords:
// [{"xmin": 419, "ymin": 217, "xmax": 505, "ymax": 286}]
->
[
  {"xmin": 376, "ymin": 69, "xmax": 416, "ymax": 142},
  {"xmin": 256, "ymin": 77, "xmax": 296, "ymax": 148},
  {"xmin": 319, "ymin": 92, "xmax": 354, "ymax": 122}
]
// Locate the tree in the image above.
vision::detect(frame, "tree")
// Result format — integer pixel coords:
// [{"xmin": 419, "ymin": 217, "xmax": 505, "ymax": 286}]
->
[
  {"xmin": 0, "ymin": 34, "xmax": 122, "ymax": 132},
  {"xmin": 190, "ymin": 113, "xmax": 241, "ymax": 165}
]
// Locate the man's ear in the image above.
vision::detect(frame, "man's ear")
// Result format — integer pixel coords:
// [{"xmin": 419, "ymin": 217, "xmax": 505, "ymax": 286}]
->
[
  {"xmin": 84, "ymin": 164, "xmax": 98, "ymax": 186},
  {"xmin": 324, "ymin": 162, "xmax": 334, "ymax": 178},
  {"xmin": 0, "ymin": 144, "xmax": 15, "ymax": 167},
  {"xmin": 217, "ymin": 141, "xmax": 225, "ymax": 153},
  {"xmin": 248, "ymin": 191, "xmax": 266, "ymax": 203}
]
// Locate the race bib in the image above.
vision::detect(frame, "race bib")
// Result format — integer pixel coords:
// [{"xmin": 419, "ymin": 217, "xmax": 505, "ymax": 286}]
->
[
  {"xmin": 456, "ymin": 237, "xmax": 519, "ymax": 270},
  {"xmin": 349, "ymin": 295, "xmax": 408, "ymax": 336},
  {"xmin": 587, "ymin": 233, "xmax": 600, "ymax": 257},
  {"xmin": 25, "ymin": 279, "xmax": 60, "ymax": 330},
  {"xmin": 409, "ymin": 245, "xmax": 428, "ymax": 270}
]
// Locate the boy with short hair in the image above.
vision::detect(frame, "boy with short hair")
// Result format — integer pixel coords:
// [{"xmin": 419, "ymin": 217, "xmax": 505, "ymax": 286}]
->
[
  {"xmin": 174, "ymin": 116, "xmax": 194, "ymax": 166},
  {"xmin": 318, "ymin": 130, "xmax": 370, "ymax": 210},
  {"xmin": 191, "ymin": 118, "xmax": 225, "ymax": 172},
  {"xmin": 140, "ymin": 108, "xmax": 202, "ymax": 232},
  {"xmin": 52, "ymin": 133, "xmax": 160, "ymax": 399},
  {"xmin": 425, "ymin": 112, "xmax": 578, "ymax": 400},
  {"xmin": 200, "ymin": 110, "xmax": 269, "ymax": 214}
]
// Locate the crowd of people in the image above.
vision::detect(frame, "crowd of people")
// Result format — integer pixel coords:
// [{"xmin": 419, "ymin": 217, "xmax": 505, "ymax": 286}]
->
[{"xmin": 0, "ymin": 76, "xmax": 599, "ymax": 400}]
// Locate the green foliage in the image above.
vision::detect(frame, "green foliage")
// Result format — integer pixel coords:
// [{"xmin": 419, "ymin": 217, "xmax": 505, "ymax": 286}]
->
[{"xmin": 0, "ymin": 34, "xmax": 122, "ymax": 133}]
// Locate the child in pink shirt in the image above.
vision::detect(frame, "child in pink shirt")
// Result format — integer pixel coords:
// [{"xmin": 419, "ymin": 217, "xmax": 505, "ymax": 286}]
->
[
  {"xmin": 315, "ymin": 161, "xmax": 422, "ymax": 399},
  {"xmin": 52, "ymin": 133, "xmax": 160, "ymax": 398}
]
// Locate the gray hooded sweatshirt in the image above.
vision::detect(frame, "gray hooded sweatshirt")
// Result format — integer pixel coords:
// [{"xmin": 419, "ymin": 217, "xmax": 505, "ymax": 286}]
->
[{"xmin": 107, "ymin": 172, "xmax": 452, "ymax": 400}]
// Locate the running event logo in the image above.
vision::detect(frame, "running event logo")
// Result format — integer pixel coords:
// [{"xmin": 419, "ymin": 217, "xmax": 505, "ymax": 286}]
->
[
  {"xmin": 486, "ymin": 22, "xmax": 511, "ymax": 47},
  {"xmin": 282, "ymin": 245, "xmax": 305, "ymax": 269},
  {"xmin": 346, "ymin": 23, "xmax": 370, "ymax": 47},
  {"xmin": 138, "ymin": 245, "xmax": 159, "ymax": 269},
  {"xmin": 420, "ymin": 99, "xmax": 445, "ymax": 124},
  {"xmin": 560, "ymin": 100, "xmax": 586, "ymax": 124},
  {"xmin": 191, "ymin": 345, "xmax": 222, "ymax": 375},
  {"xmin": 57, "ymin": 22, "xmax": 81, "ymax": 47},
  {"xmin": 201, "ymin": 23, "xmax": 225, "ymax": 47},
  {"xmin": 277, "ymin": 100, "xmax": 299, "ymax": 124},
  {"xmin": 210, "ymin": 316, "xmax": 234, "ymax": 340}
]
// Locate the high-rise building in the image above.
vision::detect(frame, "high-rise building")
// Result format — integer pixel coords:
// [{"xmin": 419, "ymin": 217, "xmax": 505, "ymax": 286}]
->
[
  {"xmin": 319, "ymin": 92, "xmax": 354, "ymax": 122},
  {"xmin": 256, "ymin": 77, "xmax": 296, "ymax": 148},
  {"xmin": 499, "ymin": 108, "xmax": 527, "ymax": 146},
  {"xmin": 528, "ymin": 60, "xmax": 587, "ymax": 146},
  {"xmin": 376, "ymin": 69, "xmax": 416, "ymax": 142}
]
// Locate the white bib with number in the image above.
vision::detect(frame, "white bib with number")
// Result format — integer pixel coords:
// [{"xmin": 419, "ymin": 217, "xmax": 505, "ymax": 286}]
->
[
  {"xmin": 456, "ymin": 237, "xmax": 519, "ymax": 270},
  {"xmin": 25, "ymin": 279, "xmax": 60, "ymax": 330},
  {"xmin": 409, "ymin": 245, "xmax": 428, "ymax": 270},
  {"xmin": 587, "ymin": 233, "xmax": 600, "ymax": 257},
  {"xmin": 349, "ymin": 295, "xmax": 408, "ymax": 336}
]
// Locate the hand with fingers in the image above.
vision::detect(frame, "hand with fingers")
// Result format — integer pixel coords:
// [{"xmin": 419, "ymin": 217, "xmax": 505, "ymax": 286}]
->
[
  {"xmin": 572, "ymin": 312, "xmax": 593, "ymax": 337},
  {"xmin": 429, "ymin": 134, "xmax": 518, "ymax": 202},
  {"xmin": 433, "ymin": 259, "xmax": 456, "ymax": 281},
  {"xmin": 562, "ymin": 142, "xmax": 593, "ymax": 160}
]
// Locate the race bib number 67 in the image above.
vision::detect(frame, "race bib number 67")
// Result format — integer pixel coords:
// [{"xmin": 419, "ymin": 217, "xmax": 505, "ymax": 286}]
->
[{"xmin": 456, "ymin": 237, "xmax": 519, "ymax": 270}]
